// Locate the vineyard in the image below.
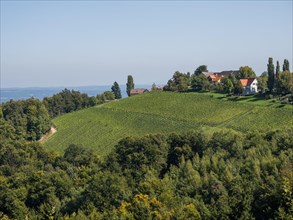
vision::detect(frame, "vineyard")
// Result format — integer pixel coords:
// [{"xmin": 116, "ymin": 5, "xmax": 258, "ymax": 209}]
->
[{"xmin": 44, "ymin": 91, "xmax": 293, "ymax": 155}]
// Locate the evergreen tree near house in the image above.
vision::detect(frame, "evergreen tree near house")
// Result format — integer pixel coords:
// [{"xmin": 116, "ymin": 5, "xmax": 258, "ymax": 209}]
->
[
  {"xmin": 283, "ymin": 59, "xmax": 290, "ymax": 72},
  {"xmin": 275, "ymin": 71, "xmax": 293, "ymax": 95},
  {"xmin": 111, "ymin": 81, "xmax": 122, "ymax": 99},
  {"xmin": 276, "ymin": 61, "xmax": 280, "ymax": 79},
  {"xmin": 165, "ymin": 71, "xmax": 190, "ymax": 92},
  {"xmin": 228, "ymin": 73, "xmax": 238, "ymax": 85},
  {"xmin": 234, "ymin": 80, "xmax": 244, "ymax": 95},
  {"xmin": 267, "ymin": 57, "xmax": 275, "ymax": 93},
  {"xmin": 126, "ymin": 75, "xmax": 134, "ymax": 97},
  {"xmin": 257, "ymin": 72, "xmax": 268, "ymax": 93},
  {"xmin": 224, "ymin": 79, "xmax": 234, "ymax": 94},
  {"xmin": 191, "ymin": 74, "xmax": 210, "ymax": 91}
]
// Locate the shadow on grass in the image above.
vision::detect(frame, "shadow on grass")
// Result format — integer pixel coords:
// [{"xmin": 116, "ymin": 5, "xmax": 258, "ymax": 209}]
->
[
  {"xmin": 248, "ymin": 98, "xmax": 262, "ymax": 102},
  {"xmin": 277, "ymin": 104, "xmax": 285, "ymax": 108}
]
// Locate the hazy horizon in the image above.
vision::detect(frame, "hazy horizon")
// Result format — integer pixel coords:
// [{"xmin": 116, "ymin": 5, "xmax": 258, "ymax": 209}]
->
[{"xmin": 1, "ymin": 1, "xmax": 292, "ymax": 88}]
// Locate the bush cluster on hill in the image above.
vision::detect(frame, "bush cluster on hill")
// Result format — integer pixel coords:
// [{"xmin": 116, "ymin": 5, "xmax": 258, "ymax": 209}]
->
[
  {"xmin": 0, "ymin": 88, "xmax": 118, "ymax": 142},
  {"xmin": 43, "ymin": 89, "xmax": 98, "ymax": 118},
  {"xmin": 0, "ymin": 98, "xmax": 51, "ymax": 141}
]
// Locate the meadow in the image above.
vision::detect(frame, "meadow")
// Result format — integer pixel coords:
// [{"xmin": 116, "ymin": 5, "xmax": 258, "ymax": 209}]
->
[{"xmin": 44, "ymin": 91, "xmax": 293, "ymax": 155}]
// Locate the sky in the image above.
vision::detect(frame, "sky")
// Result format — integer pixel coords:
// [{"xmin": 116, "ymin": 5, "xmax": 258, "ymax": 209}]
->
[{"xmin": 1, "ymin": 0, "xmax": 292, "ymax": 88}]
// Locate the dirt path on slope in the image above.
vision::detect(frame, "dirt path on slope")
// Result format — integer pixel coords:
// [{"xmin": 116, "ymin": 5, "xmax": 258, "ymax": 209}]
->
[{"xmin": 39, "ymin": 127, "xmax": 57, "ymax": 143}]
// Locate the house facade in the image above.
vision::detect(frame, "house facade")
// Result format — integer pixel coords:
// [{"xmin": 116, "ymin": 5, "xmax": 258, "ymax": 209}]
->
[{"xmin": 239, "ymin": 78, "xmax": 258, "ymax": 95}]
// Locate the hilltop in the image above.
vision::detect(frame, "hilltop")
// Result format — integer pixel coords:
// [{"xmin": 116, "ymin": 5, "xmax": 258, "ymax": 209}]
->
[{"xmin": 43, "ymin": 91, "xmax": 293, "ymax": 156}]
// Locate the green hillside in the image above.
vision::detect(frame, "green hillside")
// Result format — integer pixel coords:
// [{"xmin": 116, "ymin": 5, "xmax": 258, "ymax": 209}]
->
[{"xmin": 44, "ymin": 91, "xmax": 293, "ymax": 155}]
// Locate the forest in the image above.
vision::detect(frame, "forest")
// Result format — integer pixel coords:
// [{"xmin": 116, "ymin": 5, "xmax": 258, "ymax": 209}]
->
[{"xmin": 0, "ymin": 127, "xmax": 292, "ymax": 219}]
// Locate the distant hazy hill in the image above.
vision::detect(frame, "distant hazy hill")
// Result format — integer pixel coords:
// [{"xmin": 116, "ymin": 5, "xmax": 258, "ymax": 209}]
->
[
  {"xmin": 0, "ymin": 84, "xmax": 152, "ymax": 103},
  {"xmin": 44, "ymin": 91, "xmax": 293, "ymax": 156}
]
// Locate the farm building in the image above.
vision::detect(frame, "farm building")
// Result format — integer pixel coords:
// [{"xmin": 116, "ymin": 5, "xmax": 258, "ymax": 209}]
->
[
  {"xmin": 153, "ymin": 86, "xmax": 164, "ymax": 91},
  {"xmin": 218, "ymin": 70, "xmax": 240, "ymax": 78},
  {"xmin": 204, "ymin": 70, "xmax": 240, "ymax": 83},
  {"xmin": 207, "ymin": 74, "xmax": 224, "ymax": 83},
  {"xmin": 130, "ymin": 88, "xmax": 150, "ymax": 96},
  {"xmin": 203, "ymin": 72, "xmax": 216, "ymax": 77},
  {"xmin": 239, "ymin": 78, "xmax": 258, "ymax": 95}
]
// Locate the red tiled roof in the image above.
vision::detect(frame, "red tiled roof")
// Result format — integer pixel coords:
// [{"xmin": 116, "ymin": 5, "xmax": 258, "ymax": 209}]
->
[
  {"xmin": 240, "ymin": 78, "xmax": 255, "ymax": 87},
  {"xmin": 208, "ymin": 74, "xmax": 224, "ymax": 82},
  {"xmin": 130, "ymin": 88, "xmax": 149, "ymax": 95}
]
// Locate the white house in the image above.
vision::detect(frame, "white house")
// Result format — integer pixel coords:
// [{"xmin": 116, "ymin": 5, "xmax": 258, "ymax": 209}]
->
[{"xmin": 239, "ymin": 78, "xmax": 258, "ymax": 95}]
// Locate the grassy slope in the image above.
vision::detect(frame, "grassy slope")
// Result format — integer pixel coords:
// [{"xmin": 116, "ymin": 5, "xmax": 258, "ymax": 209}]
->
[{"xmin": 44, "ymin": 91, "xmax": 293, "ymax": 156}]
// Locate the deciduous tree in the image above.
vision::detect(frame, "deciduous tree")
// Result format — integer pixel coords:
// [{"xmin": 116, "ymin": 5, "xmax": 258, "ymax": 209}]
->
[
  {"xmin": 239, "ymin": 66, "xmax": 256, "ymax": 78},
  {"xmin": 191, "ymin": 74, "xmax": 210, "ymax": 91},
  {"xmin": 257, "ymin": 72, "xmax": 268, "ymax": 93},
  {"xmin": 164, "ymin": 71, "xmax": 189, "ymax": 92}
]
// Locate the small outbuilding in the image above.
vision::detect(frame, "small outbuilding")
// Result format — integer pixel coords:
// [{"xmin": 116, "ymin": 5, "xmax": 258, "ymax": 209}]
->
[{"xmin": 130, "ymin": 88, "xmax": 150, "ymax": 96}]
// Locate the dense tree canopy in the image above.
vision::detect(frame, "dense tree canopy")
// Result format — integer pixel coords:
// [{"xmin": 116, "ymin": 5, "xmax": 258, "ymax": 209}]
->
[
  {"xmin": 191, "ymin": 74, "xmax": 210, "ymax": 91},
  {"xmin": 164, "ymin": 71, "xmax": 190, "ymax": 92},
  {"xmin": 43, "ymin": 89, "xmax": 97, "ymax": 118},
  {"xmin": 0, "ymin": 127, "xmax": 292, "ymax": 219},
  {"xmin": 1, "ymin": 98, "xmax": 51, "ymax": 141}
]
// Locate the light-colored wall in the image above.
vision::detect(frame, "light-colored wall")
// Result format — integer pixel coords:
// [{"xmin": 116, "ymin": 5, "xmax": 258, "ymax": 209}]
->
[
  {"xmin": 250, "ymin": 79, "xmax": 258, "ymax": 94},
  {"xmin": 243, "ymin": 79, "xmax": 258, "ymax": 95}
]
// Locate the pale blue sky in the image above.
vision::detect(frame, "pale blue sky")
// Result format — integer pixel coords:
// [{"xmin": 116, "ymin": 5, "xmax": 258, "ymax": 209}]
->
[{"xmin": 1, "ymin": 0, "xmax": 292, "ymax": 88}]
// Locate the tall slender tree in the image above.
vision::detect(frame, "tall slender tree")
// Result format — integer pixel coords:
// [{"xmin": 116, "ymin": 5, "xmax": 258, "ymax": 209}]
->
[
  {"xmin": 126, "ymin": 75, "xmax": 134, "ymax": 97},
  {"xmin": 282, "ymin": 59, "xmax": 290, "ymax": 72},
  {"xmin": 267, "ymin": 57, "xmax": 275, "ymax": 93},
  {"xmin": 276, "ymin": 61, "xmax": 280, "ymax": 79},
  {"xmin": 111, "ymin": 81, "xmax": 122, "ymax": 99}
]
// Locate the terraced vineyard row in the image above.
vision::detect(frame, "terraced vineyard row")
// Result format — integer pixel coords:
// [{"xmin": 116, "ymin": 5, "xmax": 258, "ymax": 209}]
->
[
  {"xmin": 104, "ymin": 92, "xmax": 254, "ymax": 125},
  {"xmin": 44, "ymin": 91, "xmax": 293, "ymax": 155}
]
